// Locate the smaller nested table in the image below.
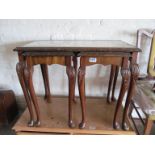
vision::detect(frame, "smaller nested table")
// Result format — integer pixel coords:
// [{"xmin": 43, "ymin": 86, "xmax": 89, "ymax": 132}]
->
[
  {"xmin": 75, "ymin": 40, "xmax": 141, "ymax": 130},
  {"xmin": 14, "ymin": 41, "xmax": 78, "ymax": 128}
]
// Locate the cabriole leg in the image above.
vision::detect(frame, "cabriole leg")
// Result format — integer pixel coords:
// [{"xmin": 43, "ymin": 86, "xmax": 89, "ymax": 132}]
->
[
  {"xmin": 66, "ymin": 64, "xmax": 76, "ymax": 128},
  {"xmin": 78, "ymin": 65, "xmax": 86, "ymax": 129},
  {"xmin": 111, "ymin": 66, "xmax": 119, "ymax": 102},
  {"xmin": 72, "ymin": 56, "xmax": 78, "ymax": 103},
  {"xmin": 16, "ymin": 62, "xmax": 35, "ymax": 127},
  {"xmin": 107, "ymin": 65, "xmax": 116, "ymax": 103},
  {"xmin": 40, "ymin": 64, "xmax": 52, "ymax": 103},
  {"xmin": 113, "ymin": 58, "xmax": 130, "ymax": 129},
  {"xmin": 24, "ymin": 65, "xmax": 41, "ymax": 127}
]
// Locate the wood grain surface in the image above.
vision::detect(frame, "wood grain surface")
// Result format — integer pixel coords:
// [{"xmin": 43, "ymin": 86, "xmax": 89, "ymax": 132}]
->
[{"xmin": 13, "ymin": 96, "xmax": 135, "ymax": 135}]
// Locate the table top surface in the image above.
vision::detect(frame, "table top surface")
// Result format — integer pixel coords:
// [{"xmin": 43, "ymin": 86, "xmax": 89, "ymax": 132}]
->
[
  {"xmin": 14, "ymin": 40, "xmax": 141, "ymax": 55},
  {"xmin": 16, "ymin": 40, "xmax": 140, "ymax": 50}
]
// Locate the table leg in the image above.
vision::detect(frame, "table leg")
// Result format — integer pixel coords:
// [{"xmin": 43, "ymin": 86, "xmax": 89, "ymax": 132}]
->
[
  {"xmin": 122, "ymin": 64, "xmax": 139, "ymax": 130},
  {"xmin": 111, "ymin": 66, "xmax": 119, "ymax": 102},
  {"xmin": 16, "ymin": 62, "xmax": 35, "ymax": 127},
  {"xmin": 66, "ymin": 60, "xmax": 76, "ymax": 128},
  {"xmin": 24, "ymin": 64, "xmax": 41, "ymax": 126},
  {"xmin": 78, "ymin": 63, "xmax": 86, "ymax": 129},
  {"xmin": 113, "ymin": 57, "xmax": 130, "ymax": 129},
  {"xmin": 72, "ymin": 56, "xmax": 78, "ymax": 103},
  {"xmin": 107, "ymin": 65, "xmax": 117, "ymax": 103},
  {"xmin": 40, "ymin": 64, "xmax": 52, "ymax": 103}
]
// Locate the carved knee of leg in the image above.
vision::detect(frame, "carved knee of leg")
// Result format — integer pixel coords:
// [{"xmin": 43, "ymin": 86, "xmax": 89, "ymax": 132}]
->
[
  {"xmin": 121, "ymin": 68, "xmax": 130, "ymax": 89},
  {"xmin": 78, "ymin": 67, "xmax": 85, "ymax": 81},
  {"xmin": 16, "ymin": 62, "xmax": 24, "ymax": 75},
  {"xmin": 67, "ymin": 67, "xmax": 75, "ymax": 79},
  {"xmin": 24, "ymin": 66, "xmax": 31, "ymax": 85},
  {"xmin": 131, "ymin": 64, "xmax": 139, "ymax": 80}
]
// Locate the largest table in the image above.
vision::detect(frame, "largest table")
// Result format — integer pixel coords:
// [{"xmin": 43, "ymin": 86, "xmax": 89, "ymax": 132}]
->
[{"xmin": 14, "ymin": 40, "xmax": 141, "ymax": 130}]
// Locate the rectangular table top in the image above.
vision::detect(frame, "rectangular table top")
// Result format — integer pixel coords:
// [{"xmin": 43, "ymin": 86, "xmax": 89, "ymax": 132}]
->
[{"xmin": 14, "ymin": 40, "xmax": 141, "ymax": 56}]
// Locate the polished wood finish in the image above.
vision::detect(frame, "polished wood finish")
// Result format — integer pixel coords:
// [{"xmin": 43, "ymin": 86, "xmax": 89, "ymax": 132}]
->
[
  {"xmin": 40, "ymin": 64, "xmax": 52, "ymax": 103},
  {"xmin": 77, "ymin": 41, "xmax": 140, "ymax": 129},
  {"xmin": 78, "ymin": 59, "xmax": 86, "ymax": 129},
  {"xmin": 107, "ymin": 65, "xmax": 119, "ymax": 103},
  {"xmin": 15, "ymin": 46, "xmax": 75, "ymax": 127},
  {"xmin": 29, "ymin": 56, "xmax": 66, "ymax": 65},
  {"xmin": 78, "ymin": 56, "xmax": 124, "ymax": 129},
  {"xmin": 72, "ymin": 56, "xmax": 78, "ymax": 103},
  {"xmin": 66, "ymin": 56, "xmax": 76, "ymax": 128},
  {"xmin": 79, "ymin": 56, "xmax": 122, "ymax": 66},
  {"xmin": 17, "ymin": 52, "xmax": 51, "ymax": 104},
  {"xmin": 13, "ymin": 96, "xmax": 135, "ymax": 135},
  {"xmin": 24, "ymin": 58, "xmax": 41, "ymax": 126},
  {"xmin": 15, "ymin": 40, "xmax": 140, "ymax": 130},
  {"xmin": 14, "ymin": 40, "xmax": 140, "ymax": 54},
  {"xmin": 16, "ymin": 53, "xmax": 36, "ymax": 126},
  {"xmin": 108, "ymin": 59, "xmax": 139, "ymax": 130},
  {"xmin": 111, "ymin": 66, "xmax": 119, "ymax": 101},
  {"xmin": 109, "ymin": 29, "xmax": 155, "ymax": 97},
  {"xmin": 16, "ymin": 61, "xmax": 35, "ymax": 126},
  {"xmin": 109, "ymin": 29, "xmax": 155, "ymax": 134},
  {"xmin": 113, "ymin": 57, "xmax": 130, "ymax": 129}
]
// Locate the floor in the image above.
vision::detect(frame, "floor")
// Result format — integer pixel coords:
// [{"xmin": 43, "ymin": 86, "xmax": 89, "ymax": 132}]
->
[
  {"xmin": 0, "ymin": 96, "xmax": 155, "ymax": 135},
  {"xmin": 0, "ymin": 114, "xmax": 155, "ymax": 135},
  {"xmin": 0, "ymin": 122, "xmax": 155, "ymax": 135},
  {"xmin": 13, "ymin": 96, "xmax": 135, "ymax": 135}
]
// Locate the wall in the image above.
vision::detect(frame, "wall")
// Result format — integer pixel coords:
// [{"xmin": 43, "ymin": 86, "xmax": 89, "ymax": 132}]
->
[{"xmin": 0, "ymin": 19, "xmax": 155, "ymax": 100}]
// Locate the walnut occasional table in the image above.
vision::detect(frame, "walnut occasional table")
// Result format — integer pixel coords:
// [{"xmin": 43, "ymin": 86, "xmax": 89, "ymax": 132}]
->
[
  {"xmin": 14, "ymin": 41, "xmax": 79, "ymax": 128},
  {"xmin": 14, "ymin": 40, "xmax": 141, "ymax": 131},
  {"xmin": 75, "ymin": 40, "xmax": 141, "ymax": 130}
]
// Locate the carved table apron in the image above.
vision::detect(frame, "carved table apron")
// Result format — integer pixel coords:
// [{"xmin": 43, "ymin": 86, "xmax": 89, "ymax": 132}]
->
[{"xmin": 14, "ymin": 40, "xmax": 141, "ymax": 130}]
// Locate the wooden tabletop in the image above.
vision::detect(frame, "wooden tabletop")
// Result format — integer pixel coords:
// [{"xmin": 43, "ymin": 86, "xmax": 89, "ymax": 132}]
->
[{"xmin": 14, "ymin": 40, "xmax": 141, "ymax": 56}]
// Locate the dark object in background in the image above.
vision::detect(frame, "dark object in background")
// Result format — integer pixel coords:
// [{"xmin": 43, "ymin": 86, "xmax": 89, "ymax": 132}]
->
[{"xmin": 0, "ymin": 90, "xmax": 19, "ymax": 125}]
